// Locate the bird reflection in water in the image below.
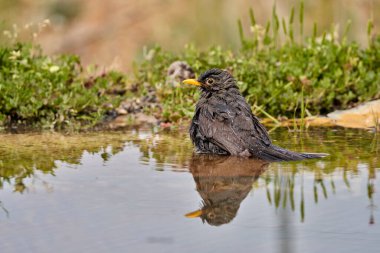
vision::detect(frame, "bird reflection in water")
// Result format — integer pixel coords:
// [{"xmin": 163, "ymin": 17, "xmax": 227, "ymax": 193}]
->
[{"xmin": 185, "ymin": 155, "xmax": 269, "ymax": 226}]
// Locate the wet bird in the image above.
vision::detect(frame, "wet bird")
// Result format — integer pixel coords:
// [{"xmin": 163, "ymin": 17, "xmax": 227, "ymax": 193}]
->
[
  {"xmin": 185, "ymin": 155, "xmax": 269, "ymax": 226},
  {"xmin": 183, "ymin": 68, "xmax": 327, "ymax": 161}
]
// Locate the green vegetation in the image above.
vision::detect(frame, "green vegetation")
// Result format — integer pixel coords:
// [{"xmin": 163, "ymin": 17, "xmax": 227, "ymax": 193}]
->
[
  {"xmin": 0, "ymin": 43, "xmax": 126, "ymax": 129},
  {"xmin": 1, "ymin": 2, "xmax": 380, "ymax": 129},
  {"xmin": 136, "ymin": 5, "xmax": 380, "ymax": 122}
]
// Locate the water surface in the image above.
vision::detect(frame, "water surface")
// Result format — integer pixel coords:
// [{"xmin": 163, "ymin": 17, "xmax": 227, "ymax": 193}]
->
[{"xmin": 0, "ymin": 128, "xmax": 379, "ymax": 253}]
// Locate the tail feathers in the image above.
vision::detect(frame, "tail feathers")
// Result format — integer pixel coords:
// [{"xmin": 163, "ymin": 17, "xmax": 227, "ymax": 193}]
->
[
  {"xmin": 254, "ymin": 145, "xmax": 328, "ymax": 162},
  {"xmin": 299, "ymin": 152, "xmax": 329, "ymax": 159}
]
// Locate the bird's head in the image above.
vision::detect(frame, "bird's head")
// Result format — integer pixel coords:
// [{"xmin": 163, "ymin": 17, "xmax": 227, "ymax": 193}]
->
[
  {"xmin": 185, "ymin": 204, "xmax": 239, "ymax": 226},
  {"xmin": 182, "ymin": 68, "xmax": 237, "ymax": 91}
]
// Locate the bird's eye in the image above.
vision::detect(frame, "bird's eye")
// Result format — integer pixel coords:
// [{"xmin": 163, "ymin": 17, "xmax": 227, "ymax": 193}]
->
[
  {"xmin": 207, "ymin": 212, "xmax": 216, "ymax": 219},
  {"xmin": 206, "ymin": 78, "xmax": 214, "ymax": 85}
]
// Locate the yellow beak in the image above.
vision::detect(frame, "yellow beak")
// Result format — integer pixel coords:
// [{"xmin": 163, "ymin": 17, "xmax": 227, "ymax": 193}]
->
[
  {"xmin": 182, "ymin": 79, "xmax": 201, "ymax": 86},
  {"xmin": 184, "ymin": 209, "xmax": 203, "ymax": 218}
]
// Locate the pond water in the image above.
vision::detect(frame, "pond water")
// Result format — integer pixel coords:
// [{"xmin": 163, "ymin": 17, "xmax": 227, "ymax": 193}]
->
[{"xmin": 0, "ymin": 128, "xmax": 379, "ymax": 253}]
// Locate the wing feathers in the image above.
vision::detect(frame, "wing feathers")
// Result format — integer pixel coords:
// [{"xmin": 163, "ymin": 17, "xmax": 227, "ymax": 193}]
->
[{"xmin": 196, "ymin": 92, "xmax": 271, "ymax": 156}]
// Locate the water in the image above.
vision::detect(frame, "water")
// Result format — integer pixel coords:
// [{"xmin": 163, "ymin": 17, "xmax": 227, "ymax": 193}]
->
[{"xmin": 0, "ymin": 128, "xmax": 379, "ymax": 253}]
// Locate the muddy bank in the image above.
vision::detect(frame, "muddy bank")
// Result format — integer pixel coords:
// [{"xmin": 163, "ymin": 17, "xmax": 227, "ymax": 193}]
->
[{"xmin": 108, "ymin": 99, "xmax": 380, "ymax": 131}]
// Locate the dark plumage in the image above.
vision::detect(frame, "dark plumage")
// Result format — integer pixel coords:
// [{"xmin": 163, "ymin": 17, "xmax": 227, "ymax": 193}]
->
[
  {"xmin": 183, "ymin": 68, "xmax": 327, "ymax": 162},
  {"xmin": 185, "ymin": 155, "xmax": 269, "ymax": 226}
]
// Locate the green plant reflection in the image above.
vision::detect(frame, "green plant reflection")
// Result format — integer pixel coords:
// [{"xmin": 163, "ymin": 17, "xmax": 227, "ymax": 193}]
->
[
  {"xmin": 0, "ymin": 132, "xmax": 131, "ymax": 192},
  {"xmin": 0, "ymin": 128, "xmax": 379, "ymax": 223}
]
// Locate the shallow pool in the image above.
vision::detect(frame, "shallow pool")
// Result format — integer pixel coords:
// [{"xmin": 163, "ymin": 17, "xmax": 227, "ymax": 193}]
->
[{"xmin": 0, "ymin": 128, "xmax": 379, "ymax": 253}]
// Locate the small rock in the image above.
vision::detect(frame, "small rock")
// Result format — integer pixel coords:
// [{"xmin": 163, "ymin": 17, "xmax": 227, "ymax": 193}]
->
[
  {"xmin": 104, "ymin": 103, "xmax": 113, "ymax": 109},
  {"xmin": 116, "ymin": 108, "xmax": 128, "ymax": 115},
  {"xmin": 135, "ymin": 113, "xmax": 157, "ymax": 124},
  {"xmin": 167, "ymin": 61, "xmax": 195, "ymax": 84},
  {"xmin": 110, "ymin": 115, "xmax": 129, "ymax": 128},
  {"xmin": 327, "ymin": 100, "xmax": 380, "ymax": 129},
  {"xmin": 160, "ymin": 122, "xmax": 172, "ymax": 128}
]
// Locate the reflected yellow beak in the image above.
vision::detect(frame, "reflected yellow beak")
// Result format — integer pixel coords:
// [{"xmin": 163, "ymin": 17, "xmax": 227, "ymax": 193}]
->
[
  {"xmin": 182, "ymin": 79, "xmax": 201, "ymax": 86},
  {"xmin": 184, "ymin": 209, "xmax": 203, "ymax": 218}
]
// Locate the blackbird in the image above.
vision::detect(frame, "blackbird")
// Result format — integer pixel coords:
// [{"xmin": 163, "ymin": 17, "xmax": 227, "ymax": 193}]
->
[
  {"xmin": 185, "ymin": 155, "xmax": 269, "ymax": 226},
  {"xmin": 183, "ymin": 68, "xmax": 327, "ymax": 161}
]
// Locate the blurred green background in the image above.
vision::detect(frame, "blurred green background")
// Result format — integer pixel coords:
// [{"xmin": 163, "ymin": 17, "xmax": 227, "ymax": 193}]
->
[{"xmin": 1, "ymin": 0, "xmax": 379, "ymax": 70}]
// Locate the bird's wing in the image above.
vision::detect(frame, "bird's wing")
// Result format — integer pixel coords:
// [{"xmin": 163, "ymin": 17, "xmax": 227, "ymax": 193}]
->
[
  {"xmin": 199, "ymin": 111, "xmax": 245, "ymax": 155},
  {"xmin": 233, "ymin": 95, "xmax": 271, "ymax": 146},
  {"xmin": 198, "ymin": 95, "xmax": 271, "ymax": 155}
]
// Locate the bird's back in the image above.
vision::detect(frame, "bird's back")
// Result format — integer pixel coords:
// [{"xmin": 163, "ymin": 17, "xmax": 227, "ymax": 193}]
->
[
  {"xmin": 190, "ymin": 88, "xmax": 327, "ymax": 161},
  {"xmin": 190, "ymin": 88, "xmax": 269, "ymax": 155}
]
